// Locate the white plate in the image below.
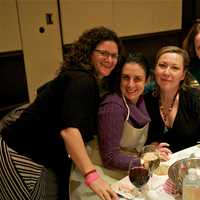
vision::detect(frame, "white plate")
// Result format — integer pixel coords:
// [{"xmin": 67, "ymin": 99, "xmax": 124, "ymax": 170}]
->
[{"xmin": 111, "ymin": 176, "xmax": 136, "ymax": 199}]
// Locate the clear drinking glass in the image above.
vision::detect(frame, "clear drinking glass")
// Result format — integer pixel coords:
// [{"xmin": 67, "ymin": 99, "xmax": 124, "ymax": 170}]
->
[
  {"xmin": 140, "ymin": 145, "xmax": 160, "ymax": 191},
  {"xmin": 141, "ymin": 145, "xmax": 160, "ymax": 176}
]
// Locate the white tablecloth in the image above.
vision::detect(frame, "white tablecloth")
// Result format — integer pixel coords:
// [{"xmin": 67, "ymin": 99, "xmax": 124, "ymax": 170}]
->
[
  {"xmin": 69, "ymin": 145, "xmax": 200, "ymax": 200},
  {"xmin": 112, "ymin": 145, "xmax": 200, "ymax": 200}
]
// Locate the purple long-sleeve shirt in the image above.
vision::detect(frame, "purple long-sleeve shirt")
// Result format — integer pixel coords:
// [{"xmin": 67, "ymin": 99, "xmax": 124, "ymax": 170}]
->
[{"xmin": 98, "ymin": 93, "xmax": 151, "ymax": 171}]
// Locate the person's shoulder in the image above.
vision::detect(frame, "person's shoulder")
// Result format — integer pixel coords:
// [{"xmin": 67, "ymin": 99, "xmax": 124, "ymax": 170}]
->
[
  {"xmin": 181, "ymin": 88, "xmax": 200, "ymax": 112},
  {"xmin": 181, "ymin": 87, "xmax": 200, "ymax": 98},
  {"xmin": 99, "ymin": 93, "xmax": 126, "ymax": 115},
  {"xmin": 144, "ymin": 80, "xmax": 156, "ymax": 94},
  {"xmin": 143, "ymin": 91, "xmax": 158, "ymax": 112},
  {"xmin": 190, "ymin": 57, "xmax": 200, "ymax": 68},
  {"xmin": 57, "ymin": 68, "xmax": 97, "ymax": 90},
  {"xmin": 100, "ymin": 93, "xmax": 123, "ymax": 106},
  {"xmin": 143, "ymin": 90, "xmax": 155, "ymax": 101},
  {"xmin": 60, "ymin": 67, "xmax": 94, "ymax": 80}
]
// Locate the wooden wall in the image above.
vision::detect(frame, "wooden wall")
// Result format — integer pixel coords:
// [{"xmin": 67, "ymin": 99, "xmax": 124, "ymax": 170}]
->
[{"xmin": 60, "ymin": 0, "xmax": 182, "ymax": 44}]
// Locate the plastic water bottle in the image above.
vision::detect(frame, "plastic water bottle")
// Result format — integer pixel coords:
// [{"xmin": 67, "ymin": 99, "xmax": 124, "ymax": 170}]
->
[{"xmin": 182, "ymin": 168, "xmax": 200, "ymax": 200}]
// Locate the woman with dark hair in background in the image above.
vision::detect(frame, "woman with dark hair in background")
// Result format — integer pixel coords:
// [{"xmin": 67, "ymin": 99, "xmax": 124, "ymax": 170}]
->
[
  {"xmin": 0, "ymin": 26, "xmax": 123, "ymax": 200},
  {"xmin": 182, "ymin": 21, "xmax": 200, "ymax": 84}
]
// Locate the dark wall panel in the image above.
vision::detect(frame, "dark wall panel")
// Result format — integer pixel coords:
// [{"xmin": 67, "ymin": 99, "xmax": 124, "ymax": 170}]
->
[
  {"xmin": 0, "ymin": 51, "xmax": 29, "ymax": 119},
  {"xmin": 121, "ymin": 30, "xmax": 182, "ymax": 67}
]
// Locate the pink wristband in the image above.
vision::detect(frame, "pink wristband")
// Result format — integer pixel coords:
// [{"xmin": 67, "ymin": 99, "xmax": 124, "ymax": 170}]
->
[
  {"xmin": 84, "ymin": 171, "xmax": 99, "ymax": 186},
  {"xmin": 84, "ymin": 169, "xmax": 96, "ymax": 178}
]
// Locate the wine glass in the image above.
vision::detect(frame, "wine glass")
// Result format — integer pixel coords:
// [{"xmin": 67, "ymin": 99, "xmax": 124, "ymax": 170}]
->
[
  {"xmin": 128, "ymin": 160, "xmax": 150, "ymax": 199},
  {"xmin": 140, "ymin": 145, "xmax": 160, "ymax": 191},
  {"xmin": 141, "ymin": 145, "xmax": 160, "ymax": 176}
]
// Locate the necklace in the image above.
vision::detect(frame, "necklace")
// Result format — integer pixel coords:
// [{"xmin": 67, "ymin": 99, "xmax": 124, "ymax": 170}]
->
[{"xmin": 159, "ymin": 91, "xmax": 179, "ymax": 133}]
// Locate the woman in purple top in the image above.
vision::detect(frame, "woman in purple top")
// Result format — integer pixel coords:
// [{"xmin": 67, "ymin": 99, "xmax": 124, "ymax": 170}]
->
[{"xmin": 98, "ymin": 51, "xmax": 151, "ymax": 173}]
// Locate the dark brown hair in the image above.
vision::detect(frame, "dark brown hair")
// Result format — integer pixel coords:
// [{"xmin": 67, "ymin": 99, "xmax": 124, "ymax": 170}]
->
[
  {"xmin": 59, "ymin": 26, "xmax": 123, "ymax": 74},
  {"xmin": 182, "ymin": 22, "xmax": 200, "ymax": 59}
]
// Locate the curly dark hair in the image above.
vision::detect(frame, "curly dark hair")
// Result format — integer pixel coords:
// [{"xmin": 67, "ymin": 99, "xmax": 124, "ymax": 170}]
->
[{"xmin": 59, "ymin": 26, "xmax": 123, "ymax": 74}]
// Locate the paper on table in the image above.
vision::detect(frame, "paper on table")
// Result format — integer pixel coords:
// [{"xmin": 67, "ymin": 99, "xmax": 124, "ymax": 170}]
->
[
  {"xmin": 150, "ymin": 173, "xmax": 168, "ymax": 189},
  {"xmin": 164, "ymin": 145, "xmax": 200, "ymax": 166},
  {"xmin": 145, "ymin": 187, "xmax": 176, "ymax": 200}
]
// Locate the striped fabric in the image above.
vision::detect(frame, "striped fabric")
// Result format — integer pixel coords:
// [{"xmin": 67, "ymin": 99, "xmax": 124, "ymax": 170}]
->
[{"xmin": 0, "ymin": 136, "xmax": 47, "ymax": 200}]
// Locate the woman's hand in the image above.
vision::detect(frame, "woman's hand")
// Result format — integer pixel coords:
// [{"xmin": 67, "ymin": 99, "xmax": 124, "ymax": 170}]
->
[
  {"xmin": 61, "ymin": 128, "xmax": 118, "ymax": 199},
  {"xmin": 155, "ymin": 142, "xmax": 172, "ymax": 161},
  {"xmin": 88, "ymin": 177, "xmax": 119, "ymax": 200}
]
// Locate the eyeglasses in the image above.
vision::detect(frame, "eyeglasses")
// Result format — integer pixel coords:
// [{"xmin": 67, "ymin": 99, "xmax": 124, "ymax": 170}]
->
[{"xmin": 94, "ymin": 49, "xmax": 119, "ymax": 60}]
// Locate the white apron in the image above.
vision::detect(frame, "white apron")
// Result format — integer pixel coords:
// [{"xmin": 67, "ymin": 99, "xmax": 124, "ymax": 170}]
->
[
  {"xmin": 69, "ymin": 96, "xmax": 149, "ymax": 200},
  {"xmin": 120, "ymin": 95, "xmax": 149, "ymax": 153}
]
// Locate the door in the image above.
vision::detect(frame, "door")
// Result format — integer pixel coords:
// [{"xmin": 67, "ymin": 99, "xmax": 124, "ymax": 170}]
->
[{"xmin": 17, "ymin": 0, "xmax": 63, "ymax": 101}]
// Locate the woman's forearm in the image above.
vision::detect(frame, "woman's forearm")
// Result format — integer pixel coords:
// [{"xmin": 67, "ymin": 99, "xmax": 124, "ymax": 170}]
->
[
  {"xmin": 60, "ymin": 127, "xmax": 95, "ymax": 175},
  {"xmin": 61, "ymin": 127, "xmax": 119, "ymax": 200}
]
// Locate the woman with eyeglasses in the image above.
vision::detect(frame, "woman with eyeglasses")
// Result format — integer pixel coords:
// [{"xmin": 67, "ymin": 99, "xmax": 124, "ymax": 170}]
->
[{"xmin": 0, "ymin": 26, "xmax": 123, "ymax": 200}]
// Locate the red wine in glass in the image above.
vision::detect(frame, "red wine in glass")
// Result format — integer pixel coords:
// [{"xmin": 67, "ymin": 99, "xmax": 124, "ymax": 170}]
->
[{"xmin": 129, "ymin": 166, "xmax": 150, "ymax": 189}]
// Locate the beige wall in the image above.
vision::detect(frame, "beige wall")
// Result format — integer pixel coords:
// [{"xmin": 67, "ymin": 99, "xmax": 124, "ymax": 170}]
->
[
  {"xmin": 0, "ymin": 0, "xmax": 64, "ymax": 101},
  {"xmin": 113, "ymin": 0, "xmax": 182, "ymax": 36},
  {"xmin": 60, "ymin": 0, "xmax": 182, "ymax": 44},
  {"xmin": 17, "ymin": 0, "xmax": 63, "ymax": 101},
  {"xmin": 0, "ymin": 0, "xmax": 182, "ymax": 101},
  {"xmin": 0, "ymin": 0, "xmax": 22, "ymax": 52}
]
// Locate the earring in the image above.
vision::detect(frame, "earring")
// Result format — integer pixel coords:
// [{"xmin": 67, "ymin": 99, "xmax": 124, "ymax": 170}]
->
[{"xmin": 152, "ymin": 86, "xmax": 159, "ymax": 97}]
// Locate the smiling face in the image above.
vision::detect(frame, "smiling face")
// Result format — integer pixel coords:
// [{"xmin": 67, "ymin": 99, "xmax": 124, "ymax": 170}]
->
[
  {"xmin": 120, "ymin": 62, "xmax": 146, "ymax": 104},
  {"xmin": 194, "ymin": 33, "xmax": 200, "ymax": 59},
  {"xmin": 155, "ymin": 52, "xmax": 186, "ymax": 93},
  {"xmin": 91, "ymin": 40, "xmax": 118, "ymax": 80}
]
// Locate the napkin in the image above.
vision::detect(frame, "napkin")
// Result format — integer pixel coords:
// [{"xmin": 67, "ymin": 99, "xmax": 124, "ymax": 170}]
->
[
  {"xmin": 146, "ymin": 188, "xmax": 176, "ymax": 200},
  {"xmin": 145, "ymin": 190, "xmax": 160, "ymax": 200}
]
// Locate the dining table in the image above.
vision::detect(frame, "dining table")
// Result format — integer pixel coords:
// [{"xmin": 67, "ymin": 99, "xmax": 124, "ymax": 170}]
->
[
  {"xmin": 69, "ymin": 144, "xmax": 200, "ymax": 200},
  {"xmin": 111, "ymin": 144, "xmax": 200, "ymax": 200}
]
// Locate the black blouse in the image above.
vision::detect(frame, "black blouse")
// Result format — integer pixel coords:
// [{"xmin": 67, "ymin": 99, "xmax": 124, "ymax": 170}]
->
[
  {"xmin": 1, "ymin": 68, "xmax": 99, "ymax": 169},
  {"xmin": 189, "ymin": 57, "xmax": 200, "ymax": 83},
  {"xmin": 144, "ymin": 88, "xmax": 200, "ymax": 152}
]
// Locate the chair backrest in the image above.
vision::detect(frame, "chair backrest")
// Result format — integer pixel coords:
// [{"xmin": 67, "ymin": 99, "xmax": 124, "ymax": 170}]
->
[{"xmin": 0, "ymin": 104, "xmax": 29, "ymax": 132}]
